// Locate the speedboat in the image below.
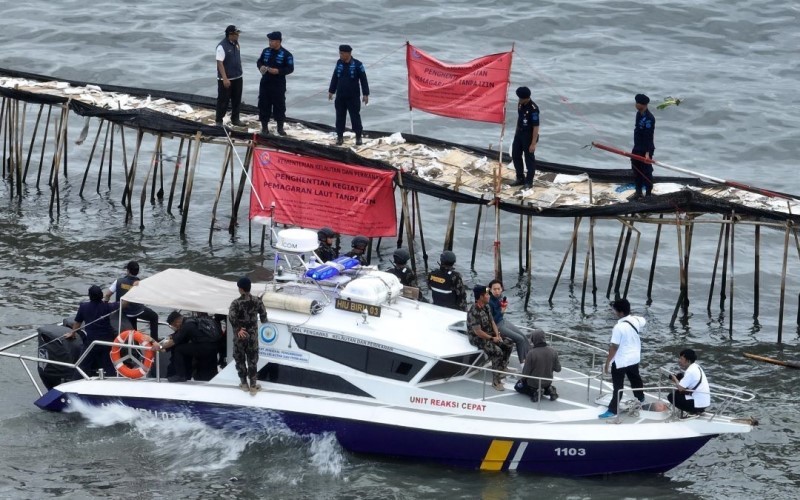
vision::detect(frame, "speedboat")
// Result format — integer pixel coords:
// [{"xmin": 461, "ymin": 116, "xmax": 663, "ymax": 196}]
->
[{"xmin": 1, "ymin": 228, "xmax": 756, "ymax": 476}]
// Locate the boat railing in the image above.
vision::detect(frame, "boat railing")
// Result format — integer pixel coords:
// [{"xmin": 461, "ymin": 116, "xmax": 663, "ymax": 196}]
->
[{"xmin": 0, "ymin": 334, "xmax": 166, "ymax": 397}]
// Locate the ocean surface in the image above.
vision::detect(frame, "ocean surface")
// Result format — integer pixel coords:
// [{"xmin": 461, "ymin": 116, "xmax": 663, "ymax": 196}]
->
[{"xmin": 1, "ymin": 0, "xmax": 799, "ymax": 498}]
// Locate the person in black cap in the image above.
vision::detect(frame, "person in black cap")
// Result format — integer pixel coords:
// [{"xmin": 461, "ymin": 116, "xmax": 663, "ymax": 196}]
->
[
  {"xmin": 466, "ymin": 284, "xmax": 514, "ymax": 391},
  {"xmin": 256, "ymin": 31, "xmax": 294, "ymax": 136},
  {"xmin": 157, "ymin": 311, "xmax": 222, "ymax": 382},
  {"xmin": 228, "ymin": 276, "xmax": 267, "ymax": 395},
  {"xmin": 67, "ymin": 285, "xmax": 122, "ymax": 377},
  {"xmin": 427, "ymin": 251, "xmax": 467, "ymax": 311},
  {"xmin": 328, "ymin": 44, "xmax": 370, "ymax": 146},
  {"xmin": 215, "ymin": 25, "xmax": 244, "ymax": 127},
  {"xmin": 103, "ymin": 260, "xmax": 160, "ymax": 340},
  {"xmin": 387, "ymin": 248, "xmax": 417, "ymax": 288},
  {"xmin": 344, "ymin": 235, "xmax": 370, "ymax": 265},
  {"xmin": 315, "ymin": 227, "xmax": 338, "ymax": 263},
  {"xmin": 511, "ymin": 86, "xmax": 540, "ymax": 189},
  {"xmin": 631, "ymin": 93, "xmax": 656, "ymax": 199}
]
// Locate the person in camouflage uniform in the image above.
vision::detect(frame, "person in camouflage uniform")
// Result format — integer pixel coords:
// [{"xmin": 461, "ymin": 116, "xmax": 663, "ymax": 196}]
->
[
  {"xmin": 228, "ymin": 276, "xmax": 267, "ymax": 394},
  {"xmin": 466, "ymin": 285, "xmax": 513, "ymax": 391}
]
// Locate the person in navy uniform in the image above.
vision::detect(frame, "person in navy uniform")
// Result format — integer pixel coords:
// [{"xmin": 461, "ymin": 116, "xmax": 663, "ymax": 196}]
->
[
  {"xmin": 427, "ymin": 251, "xmax": 467, "ymax": 311},
  {"xmin": 632, "ymin": 93, "xmax": 656, "ymax": 199},
  {"xmin": 215, "ymin": 25, "xmax": 244, "ymax": 127},
  {"xmin": 328, "ymin": 44, "xmax": 370, "ymax": 146},
  {"xmin": 103, "ymin": 260, "xmax": 160, "ymax": 340},
  {"xmin": 257, "ymin": 31, "xmax": 294, "ymax": 136},
  {"xmin": 315, "ymin": 227, "xmax": 338, "ymax": 263},
  {"xmin": 67, "ymin": 285, "xmax": 122, "ymax": 377},
  {"xmin": 387, "ymin": 248, "xmax": 416, "ymax": 287},
  {"xmin": 511, "ymin": 86, "xmax": 539, "ymax": 189},
  {"xmin": 344, "ymin": 235, "xmax": 369, "ymax": 265}
]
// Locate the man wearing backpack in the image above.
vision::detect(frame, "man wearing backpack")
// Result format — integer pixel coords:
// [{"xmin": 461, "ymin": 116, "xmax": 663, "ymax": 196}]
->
[
  {"xmin": 599, "ymin": 298, "xmax": 646, "ymax": 419},
  {"xmin": 160, "ymin": 311, "xmax": 222, "ymax": 382}
]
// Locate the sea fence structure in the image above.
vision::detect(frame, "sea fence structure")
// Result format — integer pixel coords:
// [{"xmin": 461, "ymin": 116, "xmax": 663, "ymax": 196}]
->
[{"xmin": 2, "ymin": 67, "xmax": 800, "ymax": 342}]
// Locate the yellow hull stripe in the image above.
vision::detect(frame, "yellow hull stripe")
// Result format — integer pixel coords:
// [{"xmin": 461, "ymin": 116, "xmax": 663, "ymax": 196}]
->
[{"xmin": 480, "ymin": 439, "xmax": 514, "ymax": 471}]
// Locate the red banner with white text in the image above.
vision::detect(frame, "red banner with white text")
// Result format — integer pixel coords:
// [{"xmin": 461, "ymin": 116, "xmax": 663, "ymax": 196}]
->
[
  {"xmin": 249, "ymin": 148, "xmax": 397, "ymax": 237},
  {"xmin": 406, "ymin": 43, "xmax": 512, "ymax": 124}
]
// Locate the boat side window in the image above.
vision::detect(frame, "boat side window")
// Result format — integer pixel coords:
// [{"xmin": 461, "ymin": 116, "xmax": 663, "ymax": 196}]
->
[
  {"xmin": 419, "ymin": 353, "xmax": 483, "ymax": 383},
  {"xmin": 293, "ymin": 332, "xmax": 425, "ymax": 382}
]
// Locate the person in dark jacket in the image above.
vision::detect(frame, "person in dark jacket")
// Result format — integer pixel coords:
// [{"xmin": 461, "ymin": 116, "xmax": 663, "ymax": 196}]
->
[
  {"xmin": 487, "ymin": 279, "xmax": 531, "ymax": 363},
  {"xmin": 516, "ymin": 330, "xmax": 561, "ymax": 402},
  {"xmin": 315, "ymin": 227, "xmax": 338, "ymax": 263},
  {"xmin": 511, "ymin": 86, "xmax": 540, "ymax": 189},
  {"xmin": 427, "ymin": 251, "xmax": 467, "ymax": 311},
  {"xmin": 256, "ymin": 31, "xmax": 294, "ymax": 136},
  {"xmin": 328, "ymin": 44, "xmax": 369, "ymax": 146},
  {"xmin": 387, "ymin": 248, "xmax": 416, "ymax": 287},
  {"xmin": 103, "ymin": 260, "xmax": 159, "ymax": 340},
  {"xmin": 216, "ymin": 25, "xmax": 244, "ymax": 127},
  {"xmin": 344, "ymin": 235, "xmax": 369, "ymax": 265},
  {"xmin": 159, "ymin": 311, "xmax": 221, "ymax": 382},
  {"xmin": 67, "ymin": 285, "xmax": 121, "ymax": 377},
  {"xmin": 631, "ymin": 93, "xmax": 656, "ymax": 199}
]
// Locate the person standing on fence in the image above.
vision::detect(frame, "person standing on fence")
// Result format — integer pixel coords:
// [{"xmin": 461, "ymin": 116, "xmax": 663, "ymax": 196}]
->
[
  {"xmin": 215, "ymin": 25, "xmax": 244, "ymax": 127},
  {"xmin": 328, "ymin": 44, "xmax": 369, "ymax": 146},
  {"xmin": 599, "ymin": 298, "xmax": 646, "ymax": 419},
  {"xmin": 511, "ymin": 86, "xmax": 539, "ymax": 189},
  {"xmin": 257, "ymin": 31, "xmax": 294, "ymax": 136},
  {"xmin": 631, "ymin": 93, "xmax": 656, "ymax": 199}
]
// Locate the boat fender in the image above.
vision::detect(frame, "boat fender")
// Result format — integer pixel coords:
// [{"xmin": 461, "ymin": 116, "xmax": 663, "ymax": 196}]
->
[{"xmin": 109, "ymin": 329, "xmax": 155, "ymax": 379}]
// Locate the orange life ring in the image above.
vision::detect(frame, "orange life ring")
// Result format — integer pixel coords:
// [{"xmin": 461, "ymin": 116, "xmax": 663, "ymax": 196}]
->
[{"xmin": 109, "ymin": 329, "xmax": 155, "ymax": 379}]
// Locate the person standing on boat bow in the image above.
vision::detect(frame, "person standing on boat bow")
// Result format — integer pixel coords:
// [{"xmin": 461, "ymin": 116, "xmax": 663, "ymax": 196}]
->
[
  {"xmin": 328, "ymin": 44, "xmax": 369, "ymax": 146},
  {"xmin": 427, "ymin": 251, "xmax": 467, "ymax": 311},
  {"xmin": 599, "ymin": 298, "xmax": 646, "ymax": 419},
  {"xmin": 229, "ymin": 276, "xmax": 267, "ymax": 395},
  {"xmin": 510, "ymin": 86, "xmax": 539, "ymax": 189},
  {"xmin": 668, "ymin": 348, "xmax": 710, "ymax": 416},
  {"xmin": 467, "ymin": 285, "xmax": 513, "ymax": 392},
  {"xmin": 256, "ymin": 31, "xmax": 294, "ymax": 136},
  {"xmin": 215, "ymin": 25, "xmax": 244, "ymax": 127},
  {"xmin": 631, "ymin": 93, "xmax": 656, "ymax": 199}
]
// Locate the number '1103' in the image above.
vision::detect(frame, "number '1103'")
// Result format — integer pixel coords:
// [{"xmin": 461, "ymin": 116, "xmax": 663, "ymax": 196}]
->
[{"xmin": 555, "ymin": 448, "xmax": 586, "ymax": 456}]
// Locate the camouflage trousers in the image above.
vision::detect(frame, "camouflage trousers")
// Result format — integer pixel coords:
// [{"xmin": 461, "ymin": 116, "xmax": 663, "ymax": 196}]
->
[
  {"xmin": 476, "ymin": 337, "xmax": 513, "ymax": 383},
  {"xmin": 233, "ymin": 330, "xmax": 259, "ymax": 384}
]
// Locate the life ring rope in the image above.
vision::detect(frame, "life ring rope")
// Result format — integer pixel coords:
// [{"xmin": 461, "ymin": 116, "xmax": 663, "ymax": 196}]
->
[{"xmin": 109, "ymin": 329, "xmax": 155, "ymax": 379}]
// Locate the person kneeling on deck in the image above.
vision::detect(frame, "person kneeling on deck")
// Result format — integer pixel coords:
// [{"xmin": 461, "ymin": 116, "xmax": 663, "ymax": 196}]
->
[
  {"xmin": 516, "ymin": 330, "xmax": 561, "ymax": 402},
  {"xmin": 158, "ymin": 311, "xmax": 222, "ymax": 382},
  {"xmin": 229, "ymin": 277, "xmax": 268, "ymax": 395},
  {"xmin": 467, "ymin": 285, "xmax": 513, "ymax": 392},
  {"xmin": 668, "ymin": 348, "xmax": 710, "ymax": 417}
]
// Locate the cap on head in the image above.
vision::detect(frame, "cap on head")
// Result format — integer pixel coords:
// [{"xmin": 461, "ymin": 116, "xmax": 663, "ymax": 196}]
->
[
  {"xmin": 473, "ymin": 284, "xmax": 487, "ymax": 300},
  {"xmin": 267, "ymin": 31, "xmax": 282, "ymax": 41},
  {"xmin": 225, "ymin": 25, "xmax": 241, "ymax": 35},
  {"xmin": 237, "ymin": 276, "xmax": 252, "ymax": 292},
  {"xmin": 339, "ymin": 44, "xmax": 353, "ymax": 53},
  {"xmin": 88, "ymin": 285, "xmax": 103, "ymax": 302},
  {"xmin": 635, "ymin": 93, "xmax": 650, "ymax": 105},
  {"xmin": 440, "ymin": 250, "xmax": 456, "ymax": 266},
  {"xmin": 125, "ymin": 260, "xmax": 140, "ymax": 275},
  {"xmin": 393, "ymin": 248, "xmax": 410, "ymax": 265},
  {"xmin": 166, "ymin": 310, "xmax": 182, "ymax": 326},
  {"xmin": 351, "ymin": 235, "xmax": 369, "ymax": 249},
  {"xmin": 516, "ymin": 86, "xmax": 531, "ymax": 99},
  {"xmin": 317, "ymin": 227, "xmax": 336, "ymax": 240}
]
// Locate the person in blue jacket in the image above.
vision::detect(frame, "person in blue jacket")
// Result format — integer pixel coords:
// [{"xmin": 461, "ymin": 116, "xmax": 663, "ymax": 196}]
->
[
  {"xmin": 257, "ymin": 31, "xmax": 294, "ymax": 136},
  {"xmin": 328, "ymin": 44, "xmax": 370, "ymax": 146},
  {"xmin": 631, "ymin": 93, "xmax": 656, "ymax": 199}
]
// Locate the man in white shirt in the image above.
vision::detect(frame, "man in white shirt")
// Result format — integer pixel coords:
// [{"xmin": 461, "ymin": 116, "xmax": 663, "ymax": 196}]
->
[
  {"xmin": 669, "ymin": 348, "xmax": 710, "ymax": 416},
  {"xmin": 599, "ymin": 298, "xmax": 646, "ymax": 418}
]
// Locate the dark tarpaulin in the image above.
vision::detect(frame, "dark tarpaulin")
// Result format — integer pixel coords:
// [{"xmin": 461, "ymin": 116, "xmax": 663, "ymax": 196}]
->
[{"xmin": 2, "ymin": 66, "xmax": 798, "ymax": 223}]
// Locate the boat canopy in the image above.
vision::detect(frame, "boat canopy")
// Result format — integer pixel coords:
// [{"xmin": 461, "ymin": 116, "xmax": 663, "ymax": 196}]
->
[{"xmin": 121, "ymin": 268, "xmax": 240, "ymax": 316}]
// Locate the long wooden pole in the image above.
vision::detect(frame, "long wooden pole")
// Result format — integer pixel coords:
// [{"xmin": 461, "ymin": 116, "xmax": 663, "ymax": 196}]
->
[
  {"xmin": 414, "ymin": 191, "xmax": 429, "ymax": 275},
  {"xmin": 753, "ymin": 224, "xmax": 760, "ymax": 320},
  {"xmin": 646, "ymin": 214, "xmax": 664, "ymax": 306},
  {"xmin": 95, "ymin": 119, "xmax": 110, "ymax": 193},
  {"xmin": 23, "ymin": 103, "xmax": 44, "ymax": 181},
  {"xmin": 729, "ymin": 212, "xmax": 735, "ymax": 337},
  {"xmin": 606, "ymin": 223, "xmax": 626, "ymax": 299},
  {"xmin": 167, "ymin": 138, "xmax": 185, "ymax": 216},
  {"xmin": 180, "ymin": 132, "xmax": 202, "ymax": 235},
  {"xmin": 549, "ymin": 217, "xmax": 582, "ymax": 304},
  {"xmin": 613, "ymin": 221, "xmax": 633, "ymax": 301},
  {"xmin": 35, "ymin": 106, "xmax": 53, "ymax": 189},
  {"xmin": 777, "ymin": 221, "xmax": 790, "ymax": 343},
  {"xmin": 139, "ymin": 134, "xmax": 163, "ymax": 229},
  {"xmin": 80, "ymin": 119, "xmax": 105, "ymax": 197},
  {"xmin": 209, "ymin": 143, "xmax": 232, "ymax": 244},
  {"xmin": 719, "ymin": 217, "xmax": 731, "ymax": 311},
  {"xmin": 124, "ymin": 129, "xmax": 145, "ymax": 223},
  {"xmin": 707, "ymin": 217, "xmax": 726, "ymax": 312}
]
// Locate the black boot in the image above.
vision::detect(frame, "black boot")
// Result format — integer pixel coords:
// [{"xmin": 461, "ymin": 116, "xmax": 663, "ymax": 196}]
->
[
  {"xmin": 259, "ymin": 122, "xmax": 270, "ymax": 137},
  {"xmin": 277, "ymin": 122, "xmax": 287, "ymax": 136},
  {"xmin": 336, "ymin": 135, "xmax": 344, "ymax": 146},
  {"xmin": 355, "ymin": 135, "xmax": 362, "ymax": 146}
]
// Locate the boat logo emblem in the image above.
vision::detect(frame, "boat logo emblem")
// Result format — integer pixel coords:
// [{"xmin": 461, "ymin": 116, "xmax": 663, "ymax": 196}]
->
[{"xmin": 259, "ymin": 323, "xmax": 278, "ymax": 344}]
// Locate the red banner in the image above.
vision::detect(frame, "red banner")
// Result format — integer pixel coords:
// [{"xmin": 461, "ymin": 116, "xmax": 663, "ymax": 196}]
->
[
  {"xmin": 249, "ymin": 149, "xmax": 397, "ymax": 237},
  {"xmin": 406, "ymin": 43, "xmax": 513, "ymax": 124}
]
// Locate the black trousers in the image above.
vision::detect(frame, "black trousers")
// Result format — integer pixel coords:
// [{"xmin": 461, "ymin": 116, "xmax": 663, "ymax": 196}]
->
[
  {"xmin": 512, "ymin": 133, "xmax": 536, "ymax": 183},
  {"xmin": 668, "ymin": 391, "xmax": 706, "ymax": 414},
  {"xmin": 216, "ymin": 77, "xmax": 243, "ymax": 122},
  {"xmin": 258, "ymin": 80, "xmax": 286, "ymax": 125},
  {"xmin": 171, "ymin": 342, "xmax": 218, "ymax": 381},
  {"xmin": 79, "ymin": 337, "xmax": 115, "ymax": 377},
  {"xmin": 128, "ymin": 306, "xmax": 160, "ymax": 341},
  {"xmin": 631, "ymin": 149, "xmax": 654, "ymax": 195},
  {"xmin": 334, "ymin": 94, "xmax": 363, "ymax": 136},
  {"xmin": 608, "ymin": 361, "xmax": 644, "ymax": 414}
]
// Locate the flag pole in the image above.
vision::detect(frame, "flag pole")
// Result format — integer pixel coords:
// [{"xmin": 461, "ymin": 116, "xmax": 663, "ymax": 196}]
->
[
  {"xmin": 494, "ymin": 43, "xmax": 514, "ymax": 279},
  {"xmin": 405, "ymin": 41, "xmax": 414, "ymax": 135}
]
